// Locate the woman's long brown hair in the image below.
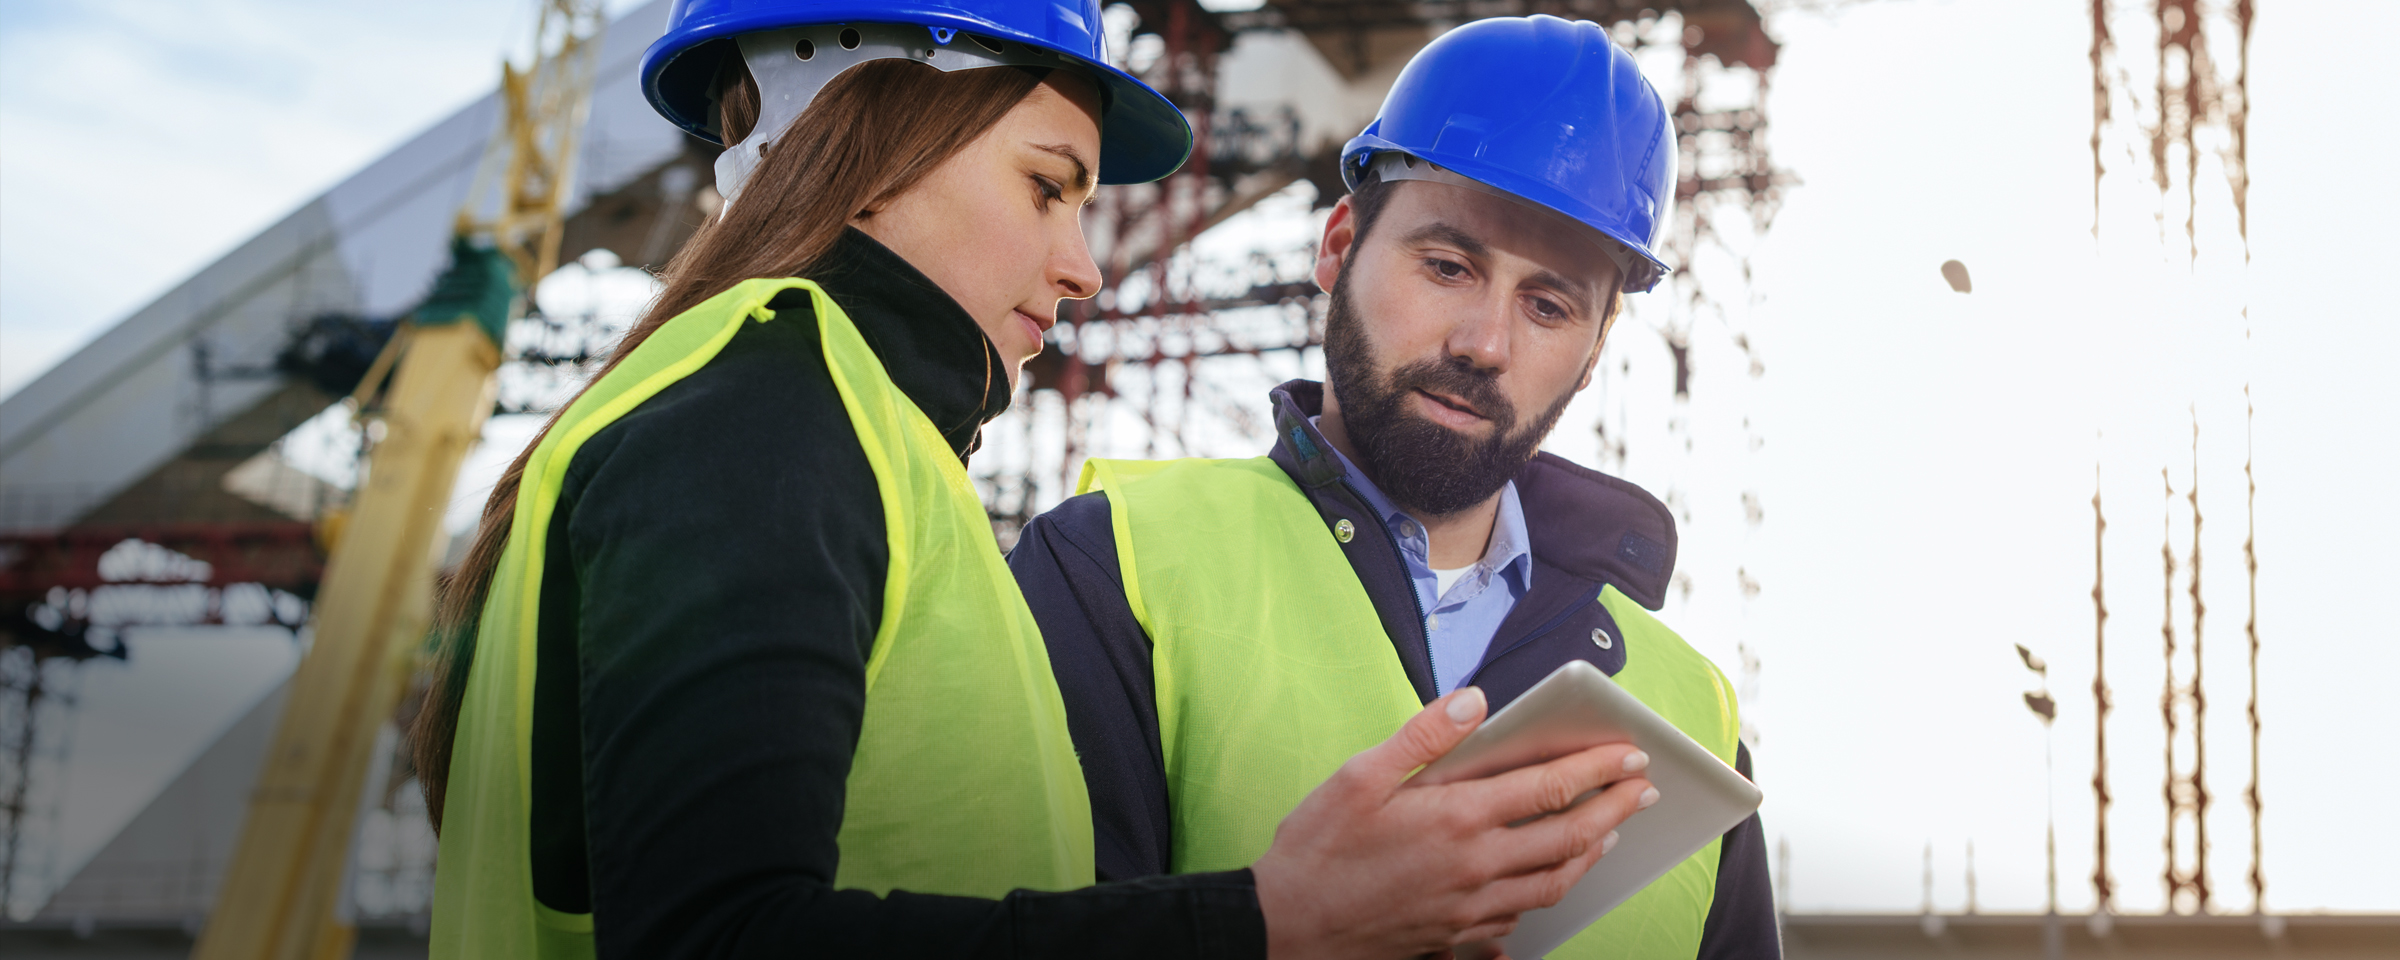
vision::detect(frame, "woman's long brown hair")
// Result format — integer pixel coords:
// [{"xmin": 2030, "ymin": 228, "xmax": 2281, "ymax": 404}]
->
[{"xmin": 411, "ymin": 57, "xmax": 1048, "ymax": 830}]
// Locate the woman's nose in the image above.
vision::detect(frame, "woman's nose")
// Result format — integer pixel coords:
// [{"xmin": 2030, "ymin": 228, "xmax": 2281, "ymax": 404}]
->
[{"xmin": 1053, "ymin": 229, "xmax": 1103, "ymax": 300}]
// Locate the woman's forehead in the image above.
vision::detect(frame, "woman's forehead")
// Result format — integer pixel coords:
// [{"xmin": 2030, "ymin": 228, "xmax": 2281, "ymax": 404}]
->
[{"xmin": 1021, "ymin": 69, "xmax": 1104, "ymax": 131}]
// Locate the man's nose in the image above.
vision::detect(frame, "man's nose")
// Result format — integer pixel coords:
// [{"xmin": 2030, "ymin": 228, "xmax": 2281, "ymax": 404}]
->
[{"xmin": 1445, "ymin": 294, "xmax": 1513, "ymax": 372}]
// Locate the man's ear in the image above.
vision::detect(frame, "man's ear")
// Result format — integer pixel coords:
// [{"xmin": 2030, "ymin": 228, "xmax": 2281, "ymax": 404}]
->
[
  {"xmin": 1574, "ymin": 292, "xmax": 1620, "ymax": 393},
  {"xmin": 1574, "ymin": 340, "xmax": 1605, "ymax": 393},
  {"xmin": 1314, "ymin": 195, "xmax": 1360, "ymax": 294}
]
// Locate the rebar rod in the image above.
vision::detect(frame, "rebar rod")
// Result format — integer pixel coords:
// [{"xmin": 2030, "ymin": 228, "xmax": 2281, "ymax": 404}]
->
[{"xmin": 2093, "ymin": 456, "xmax": 2114, "ymax": 912}]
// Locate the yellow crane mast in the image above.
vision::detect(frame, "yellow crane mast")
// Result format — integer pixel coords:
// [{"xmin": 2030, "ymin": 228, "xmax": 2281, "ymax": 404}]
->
[{"xmin": 193, "ymin": 3, "xmax": 603, "ymax": 958}]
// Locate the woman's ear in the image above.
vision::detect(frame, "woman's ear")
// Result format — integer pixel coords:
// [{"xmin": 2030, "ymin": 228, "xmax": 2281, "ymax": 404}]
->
[{"xmin": 1313, "ymin": 196, "xmax": 1361, "ymax": 294}]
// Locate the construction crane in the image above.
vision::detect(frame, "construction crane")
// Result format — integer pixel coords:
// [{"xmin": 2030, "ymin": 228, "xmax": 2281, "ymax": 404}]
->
[{"xmin": 191, "ymin": 3, "xmax": 604, "ymax": 958}]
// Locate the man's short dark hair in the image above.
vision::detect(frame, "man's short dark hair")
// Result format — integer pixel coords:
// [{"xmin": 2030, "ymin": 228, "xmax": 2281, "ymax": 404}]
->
[{"xmin": 1344, "ymin": 172, "xmax": 1401, "ymax": 253}]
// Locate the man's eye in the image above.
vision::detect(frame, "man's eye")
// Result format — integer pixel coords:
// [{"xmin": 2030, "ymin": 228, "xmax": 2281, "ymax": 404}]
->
[
  {"xmin": 1426, "ymin": 258, "xmax": 1469, "ymax": 279},
  {"xmin": 1527, "ymin": 297, "xmax": 1568, "ymax": 321}
]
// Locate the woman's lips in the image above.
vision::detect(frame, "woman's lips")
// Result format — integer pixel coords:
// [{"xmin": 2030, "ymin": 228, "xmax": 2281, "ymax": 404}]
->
[{"xmin": 1014, "ymin": 310, "xmax": 1048, "ymax": 356}]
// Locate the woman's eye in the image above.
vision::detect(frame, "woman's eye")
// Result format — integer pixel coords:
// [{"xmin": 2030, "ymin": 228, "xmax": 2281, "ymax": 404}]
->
[{"xmin": 1033, "ymin": 176, "xmax": 1065, "ymax": 207}]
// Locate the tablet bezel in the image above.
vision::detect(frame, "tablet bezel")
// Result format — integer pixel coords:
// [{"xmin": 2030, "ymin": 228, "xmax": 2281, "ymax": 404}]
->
[{"xmin": 1409, "ymin": 659, "xmax": 1763, "ymax": 958}]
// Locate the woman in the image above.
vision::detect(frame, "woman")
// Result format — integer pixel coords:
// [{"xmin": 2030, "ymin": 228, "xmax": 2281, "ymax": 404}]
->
[{"xmin": 414, "ymin": 3, "xmax": 1654, "ymax": 957}]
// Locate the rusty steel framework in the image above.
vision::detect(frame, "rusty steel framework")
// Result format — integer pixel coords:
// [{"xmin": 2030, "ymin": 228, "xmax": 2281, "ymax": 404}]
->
[
  {"xmin": 0, "ymin": 528, "xmax": 318, "ymax": 915},
  {"xmin": 2090, "ymin": 454, "xmax": 2113, "ymax": 914},
  {"xmin": 0, "ymin": 645, "xmax": 71, "ymax": 918},
  {"xmin": 2161, "ymin": 416, "xmax": 2209, "ymax": 913},
  {"xmin": 2088, "ymin": 0, "xmax": 2259, "ymax": 918},
  {"xmin": 976, "ymin": 0, "xmax": 1788, "ymax": 567}
]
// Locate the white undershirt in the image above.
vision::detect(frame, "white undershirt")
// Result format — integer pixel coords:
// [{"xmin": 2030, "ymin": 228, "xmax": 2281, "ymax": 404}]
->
[{"xmin": 1432, "ymin": 565, "xmax": 1471, "ymax": 599}]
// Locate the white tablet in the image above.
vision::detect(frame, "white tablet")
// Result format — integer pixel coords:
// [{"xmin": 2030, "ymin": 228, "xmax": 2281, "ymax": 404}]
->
[{"xmin": 1408, "ymin": 659, "xmax": 1763, "ymax": 959}]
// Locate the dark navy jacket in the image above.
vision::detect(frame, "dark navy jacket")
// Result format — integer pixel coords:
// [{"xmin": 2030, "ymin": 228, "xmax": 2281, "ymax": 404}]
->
[{"xmin": 1009, "ymin": 380, "xmax": 1782, "ymax": 959}]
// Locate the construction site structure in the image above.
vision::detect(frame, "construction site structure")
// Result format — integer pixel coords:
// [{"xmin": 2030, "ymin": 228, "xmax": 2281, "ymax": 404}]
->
[
  {"xmin": 1783, "ymin": 913, "xmax": 2399, "ymax": 960},
  {"xmin": 0, "ymin": 1, "xmax": 694, "ymax": 931},
  {"xmin": 5, "ymin": 2, "xmax": 2362, "ymax": 958},
  {"xmin": 1, "ymin": 5, "xmax": 1785, "ymax": 947},
  {"xmin": 976, "ymin": 0, "xmax": 1786, "ymax": 551},
  {"xmin": 190, "ymin": 3, "xmax": 604, "ymax": 957},
  {"xmin": 2087, "ymin": 0, "xmax": 2261, "ymax": 920}
]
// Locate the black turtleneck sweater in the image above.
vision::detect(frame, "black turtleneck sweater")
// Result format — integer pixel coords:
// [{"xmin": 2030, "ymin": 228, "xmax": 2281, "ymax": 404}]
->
[{"xmin": 526, "ymin": 229, "xmax": 1264, "ymax": 959}]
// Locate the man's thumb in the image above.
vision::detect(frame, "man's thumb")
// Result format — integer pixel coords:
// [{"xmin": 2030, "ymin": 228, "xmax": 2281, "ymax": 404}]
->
[{"xmin": 1358, "ymin": 686, "xmax": 1485, "ymax": 782}]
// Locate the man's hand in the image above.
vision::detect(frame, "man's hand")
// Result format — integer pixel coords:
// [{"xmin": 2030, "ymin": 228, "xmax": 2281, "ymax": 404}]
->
[{"xmin": 1251, "ymin": 686, "xmax": 1659, "ymax": 960}]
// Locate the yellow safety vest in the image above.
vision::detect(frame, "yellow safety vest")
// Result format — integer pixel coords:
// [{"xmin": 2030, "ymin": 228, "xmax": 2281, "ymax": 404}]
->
[
  {"xmin": 1080, "ymin": 456, "xmax": 1740, "ymax": 960},
  {"xmin": 431, "ymin": 278, "xmax": 1092, "ymax": 959}
]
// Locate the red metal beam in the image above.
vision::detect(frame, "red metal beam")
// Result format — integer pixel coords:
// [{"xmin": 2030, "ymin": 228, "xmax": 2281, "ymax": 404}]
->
[{"xmin": 0, "ymin": 522, "xmax": 323, "ymax": 595}]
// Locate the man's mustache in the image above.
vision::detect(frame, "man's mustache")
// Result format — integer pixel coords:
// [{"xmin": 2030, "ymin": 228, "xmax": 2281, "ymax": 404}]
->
[{"xmin": 1387, "ymin": 359, "xmax": 1515, "ymax": 431}]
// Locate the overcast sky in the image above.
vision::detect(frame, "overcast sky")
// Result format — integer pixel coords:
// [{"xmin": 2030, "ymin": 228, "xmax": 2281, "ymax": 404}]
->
[{"xmin": 4, "ymin": 0, "xmax": 2394, "ymax": 919}]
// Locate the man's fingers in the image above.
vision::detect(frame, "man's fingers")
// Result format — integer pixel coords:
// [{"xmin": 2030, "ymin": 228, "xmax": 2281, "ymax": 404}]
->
[
  {"xmin": 1472, "ymin": 742, "xmax": 1647, "ymax": 826},
  {"xmin": 1449, "ymin": 920, "xmax": 1520, "ymax": 949},
  {"xmin": 1465, "ymin": 814, "xmax": 1621, "ymax": 920},
  {"xmin": 1473, "ymin": 777, "xmax": 1650, "ymax": 881},
  {"xmin": 1349, "ymin": 686, "xmax": 1486, "ymax": 784}
]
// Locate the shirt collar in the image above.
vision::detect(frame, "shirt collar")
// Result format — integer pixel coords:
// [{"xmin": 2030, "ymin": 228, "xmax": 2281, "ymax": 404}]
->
[
  {"xmin": 1266, "ymin": 379, "xmax": 1680, "ymax": 610},
  {"xmin": 1483, "ymin": 482, "xmax": 1534, "ymax": 585},
  {"xmin": 1310, "ymin": 416, "xmax": 1534, "ymax": 586},
  {"xmin": 808, "ymin": 227, "xmax": 1012, "ymax": 459}
]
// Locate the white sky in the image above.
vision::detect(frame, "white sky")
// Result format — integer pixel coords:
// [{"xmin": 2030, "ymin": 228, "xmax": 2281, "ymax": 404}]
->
[{"xmin": 3, "ymin": 0, "xmax": 2393, "ymax": 918}]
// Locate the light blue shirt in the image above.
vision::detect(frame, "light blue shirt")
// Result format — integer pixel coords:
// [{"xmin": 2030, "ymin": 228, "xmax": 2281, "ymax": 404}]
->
[{"xmin": 1316, "ymin": 421, "xmax": 1534, "ymax": 694}]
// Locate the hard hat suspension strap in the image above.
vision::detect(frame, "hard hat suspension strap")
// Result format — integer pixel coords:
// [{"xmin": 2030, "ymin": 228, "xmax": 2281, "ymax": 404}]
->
[{"xmin": 719, "ymin": 22, "xmax": 1067, "ymax": 205}]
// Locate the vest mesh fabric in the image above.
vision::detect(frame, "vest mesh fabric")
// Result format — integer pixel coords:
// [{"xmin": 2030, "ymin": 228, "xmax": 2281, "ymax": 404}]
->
[
  {"xmin": 1085, "ymin": 456, "xmax": 1738, "ymax": 960},
  {"xmin": 432, "ymin": 279, "xmax": 1090, "ymax": 959},
  {"xmin": 1082, "ymin": 457, "xmax": 1421, "ymax": 874}
]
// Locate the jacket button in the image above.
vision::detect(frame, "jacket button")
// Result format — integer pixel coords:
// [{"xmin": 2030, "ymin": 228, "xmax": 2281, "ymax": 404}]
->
[
  {"xmin": 1333, "ymin": 519, "xmax": 1355, "ymax": 543},
  {"xmin": 1591, "ymin": 628, "xmax": 1614, "ymax": 650}
]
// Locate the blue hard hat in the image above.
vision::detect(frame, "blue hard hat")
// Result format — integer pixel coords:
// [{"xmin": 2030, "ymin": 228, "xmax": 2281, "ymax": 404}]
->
[
  {"xmin": 1341, "ymin": 15, "xmax": 1676, "ymax": 292},
  {"xmin": 642, "ymin": 0, "xmax": 1192, "ymax": 185}
]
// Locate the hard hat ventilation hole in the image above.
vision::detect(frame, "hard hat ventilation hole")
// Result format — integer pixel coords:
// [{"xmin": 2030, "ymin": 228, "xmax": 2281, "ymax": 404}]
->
[
  {"xmin": 839, "ymin": 28, "xmax": 862, "ymax": 50},
  {"xmin": 931, "ymin": 26, "xmax": 956, "ymax": 45},
  {"xmin": 794, "ymin": 38, "xmax": 816, "ymax": 61},
  {"xmin": 969, "ymin": 33, "xmax": 1007, "ymax": 54}
]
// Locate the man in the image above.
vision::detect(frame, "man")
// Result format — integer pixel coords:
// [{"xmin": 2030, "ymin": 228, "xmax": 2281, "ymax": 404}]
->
[{"xmin": 1011, "ymin": 15, "xmax": 1778, "ymax": 958}]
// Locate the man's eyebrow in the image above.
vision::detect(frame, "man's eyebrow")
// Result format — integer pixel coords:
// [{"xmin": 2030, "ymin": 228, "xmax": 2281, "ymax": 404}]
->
[
  {"xmin": 1030, "ymin": 142, "xmax": 1093, "ymax": 192},
  {"xmin": 1402, "ymin": 220, "xmax": 1598, "ymax": 314},
  {"xmin": 1398, "ymin": 221, "xmax": 1490, "ymax": 261}
]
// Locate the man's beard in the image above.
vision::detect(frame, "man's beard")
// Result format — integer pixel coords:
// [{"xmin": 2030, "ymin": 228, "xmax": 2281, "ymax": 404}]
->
[{"xmin": 1323, "ymin": 270, "xmax": 1579, "ymax": 517}]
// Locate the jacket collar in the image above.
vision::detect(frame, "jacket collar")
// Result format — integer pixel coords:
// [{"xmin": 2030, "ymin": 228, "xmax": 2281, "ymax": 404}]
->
[
  {"xmin": 808, "ymin": 227, "xmax": 1013, "ymax": 459},
  {"xmin": 1265, "ymin": 379, "xmax": 1679, "ymax": 610}
]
